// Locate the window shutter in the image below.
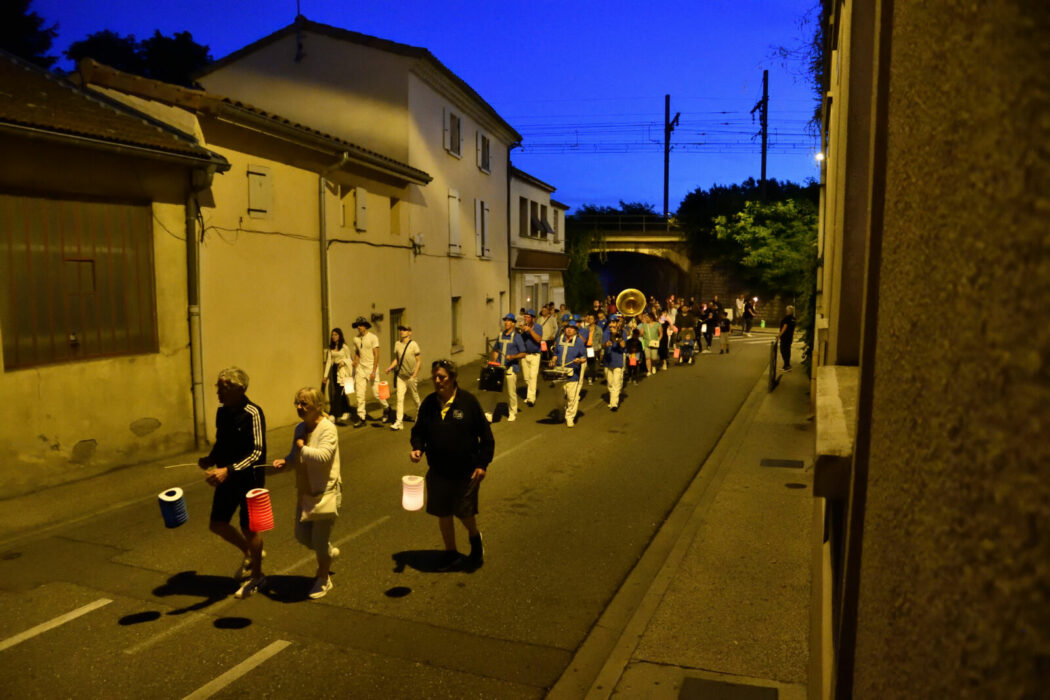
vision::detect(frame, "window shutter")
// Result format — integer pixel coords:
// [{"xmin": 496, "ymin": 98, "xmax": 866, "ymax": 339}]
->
[
  {"xmin": 443, "ymin": 108, "xmax": 451, "ymax": 151},
  {"xmin": 448, "ymin": 189, "xmax": 461, "ymax": 252},
  {"xmin": 474, "ymin": 198, "xmax": 483, "ymax": 255},
  {"xmin": 355, "ymin": 186, "xmax": 368, "ymax": 231},
  {"xmin": 476, "ymin": 131, "xmax": 483, "ymax": 168},
  {"xmin": 483, "ymin": 202, "xmax": 491, "ymax": 256},
  {"xmin": 247, "ymin": 165, "xmax": 272, "ymax": 218}
]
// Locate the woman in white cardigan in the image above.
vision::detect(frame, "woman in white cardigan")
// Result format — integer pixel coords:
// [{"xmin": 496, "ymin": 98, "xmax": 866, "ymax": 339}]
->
[
  {"xmin": 322, "ymin": 328, "xmax": 353, "ymax": 424},
  {"xmin": 273, "ymin": 387, "xmax": 342, "ymax": 599}
]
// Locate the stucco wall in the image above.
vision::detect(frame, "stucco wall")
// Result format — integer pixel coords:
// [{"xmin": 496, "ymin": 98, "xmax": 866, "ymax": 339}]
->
[
  {"xmin": 852, "ymin": 4, "xmax": 1050, "ymax": 696},
  {"xmin": 0, "ymin": 143, "xmax": 194, "ymax": 496}
]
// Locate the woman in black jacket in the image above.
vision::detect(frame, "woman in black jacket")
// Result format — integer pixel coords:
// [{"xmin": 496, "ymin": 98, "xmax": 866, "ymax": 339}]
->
[{"xmin": 409, "ymin": 359, "xmax": 495, "ymax": 571}]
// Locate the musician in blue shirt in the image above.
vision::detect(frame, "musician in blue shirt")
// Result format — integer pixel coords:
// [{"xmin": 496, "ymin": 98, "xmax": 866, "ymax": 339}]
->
[
  {"xmin": 519, "ymin": 309, "xmax": 544, "ymax": 407},
  {"xmin": 602, "ymin": 315, "xmax": 628, "ymax": 411},
  {"xmin": 490, "ymin": 313, "xmax": 527, "ymax": 422},
  {"xmin": 551, "ymin": 320, "xmax": 588, "ymax": 427}
]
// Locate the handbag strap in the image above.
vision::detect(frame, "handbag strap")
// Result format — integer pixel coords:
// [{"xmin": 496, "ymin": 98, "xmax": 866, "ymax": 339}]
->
[{"xmin": 393, "ymin": 340, "xmax": 412, "ymax": 385}]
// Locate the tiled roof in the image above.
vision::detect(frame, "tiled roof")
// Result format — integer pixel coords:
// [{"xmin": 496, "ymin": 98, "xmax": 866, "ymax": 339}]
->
[
  {"xmin": 0, "ymin": 50, "xmax": 225, "ymax": 166},
  {"xmin": 78, "ymin": 59, "xmax": 431, "ymax": 185}
]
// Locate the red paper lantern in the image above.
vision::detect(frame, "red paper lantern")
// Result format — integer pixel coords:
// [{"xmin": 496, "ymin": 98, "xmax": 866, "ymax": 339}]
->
[{"xmin": 245, "ymin": 488, "xmax": 275, "ymax": 532}]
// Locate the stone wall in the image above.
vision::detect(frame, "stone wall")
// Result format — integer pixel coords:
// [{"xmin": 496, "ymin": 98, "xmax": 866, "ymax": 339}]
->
[{"xmin": 851, "ymin": 3, "xmax": 1050, "ymax": 697}]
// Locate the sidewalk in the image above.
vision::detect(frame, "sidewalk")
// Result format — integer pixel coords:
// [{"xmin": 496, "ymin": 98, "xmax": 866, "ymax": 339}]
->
[{"xmin": 550, "ymin": 358, "xmax": 814, "ymax": 699}]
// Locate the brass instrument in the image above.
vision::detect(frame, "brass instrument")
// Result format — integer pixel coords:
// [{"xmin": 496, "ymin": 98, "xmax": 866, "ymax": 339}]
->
[{"xmin": 615, "ymin": 288, "xmax": 646, "ymax": 318}]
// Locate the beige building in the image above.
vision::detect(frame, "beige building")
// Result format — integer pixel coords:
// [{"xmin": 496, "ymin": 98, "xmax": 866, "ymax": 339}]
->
[
  {"xmin": 509, "ymin": 166, "xmax": 569, "ymax": 313},
  {"xmin": 811, "ymin": 2, "xmax": 1049, "ymax": 697},
  {"xmin": 0, "ymin": 53, "xmax": 229, "ymax": 496},
  {"xmin": 77, "ymin": 59, "xmax": 432, "ymax": 439},
  {"xmin": 194, "ymin": 17, "xmax": 524, "ymax": 356}
]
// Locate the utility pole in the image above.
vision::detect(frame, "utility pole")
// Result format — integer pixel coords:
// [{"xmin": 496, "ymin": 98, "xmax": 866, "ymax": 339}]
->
[
  {"xmin": 663, "ymin": 94, "xmax": 680, "ymax": 218},
  {"xmin": 751, "ymin": 70, "xmax": 769, "ymax": 201}
]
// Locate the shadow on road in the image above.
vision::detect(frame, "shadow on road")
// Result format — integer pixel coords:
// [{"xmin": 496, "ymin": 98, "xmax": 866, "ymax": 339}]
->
[
  {"xmin": 392, "ymin": 549, "xmax": 471, "ymax": 573},
  {"xmin": 152, "ymin": 570, "xmax": 237, "ymax": 613},
  {"xmin": 258, "ymin": 574, "xmax": 316, "ymax": 603}
]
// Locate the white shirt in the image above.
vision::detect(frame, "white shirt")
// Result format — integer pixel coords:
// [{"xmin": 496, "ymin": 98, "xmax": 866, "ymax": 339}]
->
[{"xmin": 353, "ymin": 331, "xmax": 380, "ymax": 373}]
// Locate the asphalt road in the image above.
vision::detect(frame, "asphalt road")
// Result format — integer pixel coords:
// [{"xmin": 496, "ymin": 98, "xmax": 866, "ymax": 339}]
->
[{"xmin": 0, "ymin": 335, "xmax": 776, "ymax": 699}]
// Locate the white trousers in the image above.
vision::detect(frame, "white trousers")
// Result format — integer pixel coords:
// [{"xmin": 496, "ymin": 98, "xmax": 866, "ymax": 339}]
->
[
  {"xmin": 394, "ymin": 376, "xmax": 421, "ymax": 424},
  {"xmin": 563, "ymin": 376, "xmax": 582, "ymax": 423},
  {"xmin": 521, "ymin": 353, "xmax": 541, "ymax": 402},
  {"xmin": 604, "ymin": 367, "xmax": 624, "ymax": 407},
  {"xmin": 505, "ymin": 369, "xmax": 519, "ymax": 416},
  {"xmin": 355, "ymin": 368, "xmax": 389, "ymax": 420}
]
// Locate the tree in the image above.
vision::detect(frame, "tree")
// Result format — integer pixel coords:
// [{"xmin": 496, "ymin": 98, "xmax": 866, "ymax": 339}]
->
[
  {"xmin": 65, "ymin": 28, "xmax": 211, "ymax": 87},
  {"xmin": 0, "ymin": 0, "xmax": 58, "ymax": 69},
  {"xmin": 65, "ymin": 30, "xmax": 143, "ymax": 75},
  {"xmin": 712, "ymin": 198, "xmax": 819, "ymax": 368},
  {"xmin": 676, "ymin": 177, "xmax": 818, "ymax": 265}
]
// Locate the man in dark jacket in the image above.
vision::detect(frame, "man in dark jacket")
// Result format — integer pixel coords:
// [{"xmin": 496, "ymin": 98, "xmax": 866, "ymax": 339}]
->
[
  {"xmin": 410, "ymin": 359, "xmax": 495, "ymax": 570},
  {"xmin": 778, "ymin": 305, "xmax": 797, "ymax": 371}
]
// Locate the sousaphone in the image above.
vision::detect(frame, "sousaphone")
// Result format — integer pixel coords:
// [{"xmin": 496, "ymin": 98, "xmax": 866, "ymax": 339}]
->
[{"xmin": 615, "ymin": 288, "xmax": 646, "ymax": 318}]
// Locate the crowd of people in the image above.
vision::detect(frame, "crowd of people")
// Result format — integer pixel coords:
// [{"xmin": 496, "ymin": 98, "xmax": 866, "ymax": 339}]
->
[{"xmin": 195, "ymin": 294, "xmax": 796, "ymax": 600}]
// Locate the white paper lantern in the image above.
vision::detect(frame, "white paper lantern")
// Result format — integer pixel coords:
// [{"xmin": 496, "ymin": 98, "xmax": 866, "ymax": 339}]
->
[{"xmin": 402, "ymin": 475, "xmax": 425, "ymax": 511}]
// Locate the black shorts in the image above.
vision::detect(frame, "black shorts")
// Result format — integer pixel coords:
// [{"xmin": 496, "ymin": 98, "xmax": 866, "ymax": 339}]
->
[
  {"xmin": 425, "ymin": 472, "xmax": 479, "ymax": 519},
  {"xmin": 210, "ymin": 466, "xmax": 265, "ymax": 529}
]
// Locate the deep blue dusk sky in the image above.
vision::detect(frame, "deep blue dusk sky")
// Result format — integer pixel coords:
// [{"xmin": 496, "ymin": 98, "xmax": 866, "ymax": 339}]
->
[{"xmin": 35, "ymin": 0, "xmax": 821, "ymax": 213}]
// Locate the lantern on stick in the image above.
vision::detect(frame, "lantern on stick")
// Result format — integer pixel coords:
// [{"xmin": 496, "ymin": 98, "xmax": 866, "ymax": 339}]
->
[{"xmin": 245, "ymin": 488, "xmax": 275, "ymax": 532}]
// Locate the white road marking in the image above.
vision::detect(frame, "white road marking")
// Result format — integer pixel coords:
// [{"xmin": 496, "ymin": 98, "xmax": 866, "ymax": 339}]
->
[
  {"xmin": 0, "ymin": 598, "xmax": 112, "ymax": 652},
  {"xmin": 490, "ymin": 433, "xmax": 544, "ymax": 462},
  {"xmin": 276, "ymin": 516, "xmax": 390, "ymax": 576},
  {"xmin": 181, "ymin": 639, "xmax": 291, "ymax": 700},
  {"xmin": 124, "ymin": 516, "xmax": 391, "ymax": 654}
]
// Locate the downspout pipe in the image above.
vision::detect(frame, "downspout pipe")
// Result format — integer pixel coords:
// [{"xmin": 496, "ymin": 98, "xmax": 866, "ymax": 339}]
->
[
  {"xmin": 507, "ymin": 141, "xmax": 522, "ymax": 314},
  {"xmin": 319, "ymin": 152, "xmax": 350, "ymax": 346},
  {"xmin": 186, "ymin": 166, "xmax": 216, "ymax": 449}
]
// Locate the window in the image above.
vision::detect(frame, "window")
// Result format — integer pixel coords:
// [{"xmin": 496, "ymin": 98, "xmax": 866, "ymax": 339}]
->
[
  {"xmin": 540, "ymin": 204, "xmax": 549, "ymax": 239},
  {"xmin": 552, "ymin": 209, "xmax": 560, "ymax": 243},
  {"xmin": 447, "ymin": 189, "xmax": 462, "ymax": 253},
  {"xmin": 443, "ymin": 108, "xmax": 462, "ymax": 157},
  {"xmin": 389, "ymin": 308, "xmax": 404, "ymax": 358},
  {"xmin": 451, "ymin": 296, "xmax": 462, "ymax": 349},
  {"xmin": 390, "ymin": 198, "xmax": 403, "ymax": 236},
  {"xmin": 476, "ymin": 132, "xmax": 491, "ymax": 173},
  {"xmin": 474, "ymin": 199, "xmax": 490, "ymax": 257},
  {"xmin": 530, "ymin": 200, "xmax": 540, "ymax": 237},
  {"xmin": 0, "ymin": 194, "xmax": 158, "ymax": 369},
  {"xmin": 519, "ymin": 197, "xmax": 529, "ymax": 238},
  {"xmin": 342, "ymin": 185, "xmax": 367, "ymax": 232},
  {"xmin": 247, "ymin": 164, "xmax": 272, "ymax": 218}
]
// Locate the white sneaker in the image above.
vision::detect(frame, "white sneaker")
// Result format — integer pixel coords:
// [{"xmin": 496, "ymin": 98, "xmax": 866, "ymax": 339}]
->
[
  {"xmin": 485, "ymin": 412, "xmax": 493, "ymax": 423},
  {"xmin": 308, "ymin": 576, "xmax": 332, "ymax": 599},
  {"xmin": 507, "ymin": 412, "xmax": 516, "ymax": 422},
  {"xmin": 339, "ymin": 412, "xmax": 350, "ymax": 421},
  {"xmin": 390, "ymin": 422, "xmax": 403, "ymax": 430},
  {"xmin": 234, "ymin": 575, "xmax": 266, "ymax": 599},
  {"xmin": 330, "ymin": 547, "xmax": 340, "ymax": 559},
  {"xmin": 236, "ymin": 549, "xmax": 266, "ymax": 580},
  {"xmin": 566, "ymin": 419, "xmax": 575, "ymax": 428}
]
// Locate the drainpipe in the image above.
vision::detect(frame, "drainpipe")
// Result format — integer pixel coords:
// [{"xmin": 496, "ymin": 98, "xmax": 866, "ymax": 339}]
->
[
  {"xmin": 319, "ymin": 153, "xmax": 350, "ymax": 345},
  {"xmin": 186, "ymin": 168, "xmax": 215, "ymax": 449},
  {"xmin": 507, "ymin": 141, "xmax": 521, "ymax": 314}
]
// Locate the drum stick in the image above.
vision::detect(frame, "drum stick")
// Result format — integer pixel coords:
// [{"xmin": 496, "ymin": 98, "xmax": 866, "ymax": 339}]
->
[{"xmin": 163, "ymin": 463, "xmax": 199, "ymax": 469}]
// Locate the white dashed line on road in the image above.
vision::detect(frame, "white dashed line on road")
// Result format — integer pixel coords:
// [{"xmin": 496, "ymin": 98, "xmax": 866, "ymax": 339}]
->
[
  {"xmin": 0, "ymin": 598, "xmax": 112, "ymax": 652},
  {"xmin": 181, "ymin": 639, "xmax": 291, "ymax": 700}
]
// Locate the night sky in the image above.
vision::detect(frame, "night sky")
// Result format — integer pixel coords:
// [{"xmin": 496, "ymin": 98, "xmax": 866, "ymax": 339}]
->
[{"xmin": 35, "ymin": 0, "xmax": 822, "ymax": 212}]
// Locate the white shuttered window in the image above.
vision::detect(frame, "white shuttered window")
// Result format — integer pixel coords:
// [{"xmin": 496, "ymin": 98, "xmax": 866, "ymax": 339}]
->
[{"xmin": 448, "ymin": 189, "xmax": 461, "ymax": 253}]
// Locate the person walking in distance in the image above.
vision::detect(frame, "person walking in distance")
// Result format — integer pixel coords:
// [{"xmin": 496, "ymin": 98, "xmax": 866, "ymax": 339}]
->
[
  {"xmin": 321, "ymin": 328, "xmax": 352, "ymax": 425},
  {"xmin": 735, "ymin": 294, "xmax": 746, "ymax": 334},
  {"xmin": 490, "ymin": 313, "xmax": 526, "ymax": 422},
  {"xmin": 551, "ymin": 320, "xmax": 587, "ymax": 427},
  {"xmin": 350, "ymin": 316, "xmax": 390, "ymax": 427},
  {"xmin": 743, "ymin": 296, "xmax": 756, "ymax": 336},
  {"xmin": 197, "ymin": 367, "xmax": 268, "ymax": 599},
  {"xmin": 410, "ymin": 359, "xmax": 494, "ymax": 571},
  {"xmin": 602, "ymin": 314, "xmax": 628, "ymax": 411},
  {"xmin": 272, "ymin": 387, "xmax": 342, "ymax": 599},
  {"xmin": 778, "ymin": 305, "xmax": 797, "ymax": 371},
  {"xmin": 519, "ymin": 309, "xmax": 543, "ymax": 407},
  {"xmin": 384, "ymin": 325, "xmax": 422, "ymax": 431}
]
